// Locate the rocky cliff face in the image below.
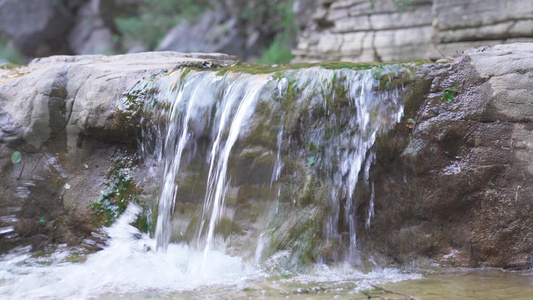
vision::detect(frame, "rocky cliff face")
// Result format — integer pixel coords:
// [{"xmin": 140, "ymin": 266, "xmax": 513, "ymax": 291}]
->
[
  {"xmin": 293, "ymin": 0, "xmax": 533, "ymax": 62},
  {"xmin": 0, "ymin": 43, "xmax": 532, "ymax": 269}
]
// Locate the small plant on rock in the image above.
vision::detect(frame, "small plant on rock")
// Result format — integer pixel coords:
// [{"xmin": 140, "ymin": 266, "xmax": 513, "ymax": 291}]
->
[{"xmin": 442, "ymin": 87, "xmax": 458, "ymax": 103}]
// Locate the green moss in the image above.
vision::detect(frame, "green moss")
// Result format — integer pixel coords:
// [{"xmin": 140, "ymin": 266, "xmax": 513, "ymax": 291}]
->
[
  {"xmin": 0, "ymin": 63, "xmax": 22, "ymax": 70},
  {"xmin": 64, "ymin": 252, "xmax": 88, "ymax": 264},
  {"xmin": 194, "ymin": 60, "xmax": 419, "ymax": 78},
  {"xmin": 90, "ymin": 162, "xmax": 141, "ymax": 227},
  {"xmin": 132, "ymin": 203, "xmax": 154, "ymax": 234},
  {"xmin": 179, "ymin": 68, "xmax": 193, "ymax": 81},
  {"xmin": 214, "ymin": 61, "xmax": 385, "ymax": 75},
  {"xmin": 403, "ymin": 69, "xmax": 433, "ymax": 117},
  {"xmin": 288, "ymin": 209, "xmax": 322, "ymax": 267}
]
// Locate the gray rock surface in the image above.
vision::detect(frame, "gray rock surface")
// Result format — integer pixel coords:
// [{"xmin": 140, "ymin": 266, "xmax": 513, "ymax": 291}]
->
[
  {"xmin": 0, "ymin": 52, "xmax": 239, "ymax": 252},
  {"xmin": 1, "ymin": 44, "xmax": 532, "ymax": 269},
  {"xmin": 156, "ymin": 10, "xmax": 247, "ymax": 59},
  {"xmin": 293, "ymin": 0, "xmax": 533, "ymax": 63},
  {"xmin": 1, "ymin": 52, "xmax": 239, "ymax": 149},
  {"xmin": 68, "ymin": 2, "xmax": 115, "ymax": 55}
]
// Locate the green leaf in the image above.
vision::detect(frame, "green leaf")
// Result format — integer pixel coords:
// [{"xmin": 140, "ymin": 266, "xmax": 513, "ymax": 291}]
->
[
  {"xmin": 39, "ymin": 216, "xmax": 46, "ymax": 226},
  {"xmin": 308, "ymin": 157, "xmax": 315, "ymax": 166},
  {"xmin": 442, "ymin": 89, "xmax": 454, "ymax": 102},
  {"xmin": 11, "ymin": 151, "xmax": 21, "ymax": 164}
]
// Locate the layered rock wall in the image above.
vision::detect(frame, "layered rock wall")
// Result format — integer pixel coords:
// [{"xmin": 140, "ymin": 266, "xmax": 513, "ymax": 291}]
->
[{"xmin": 293, "ymin": 0, "xmax": 533, "ymax": 62}]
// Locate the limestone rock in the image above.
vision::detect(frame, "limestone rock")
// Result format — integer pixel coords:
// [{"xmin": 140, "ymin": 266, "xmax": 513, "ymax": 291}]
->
[
  {"xmin": 0, "ymin": 52, "xmax": 239, "ymax": 149},
  {"xmin": 293, "ymin": 0, "xmax": 533, "ymax": 63},
  {"xmin": 0, "ymin": 52, "xmax": 239, "ymax": 253}
]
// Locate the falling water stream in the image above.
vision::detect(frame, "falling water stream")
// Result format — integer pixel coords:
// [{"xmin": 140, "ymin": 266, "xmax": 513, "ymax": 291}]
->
[{"xmin": 1, "ymin": 65, "xmax": 532, "ymax": 299}]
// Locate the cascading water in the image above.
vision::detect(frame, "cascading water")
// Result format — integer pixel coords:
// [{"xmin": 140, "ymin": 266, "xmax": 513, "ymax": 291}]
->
[
  {"xmin": 0, "ymin": 64, "xmax": 420, "ymax": 298},
  {"xmin": 138, "ymin": 65, "xmax": 407, "ymax": 265},
  {"xmin": 139, "ymin": 71, "xmax": 286, "ymax": 262}
]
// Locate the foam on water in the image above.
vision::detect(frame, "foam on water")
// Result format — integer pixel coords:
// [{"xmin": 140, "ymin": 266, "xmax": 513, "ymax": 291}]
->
[
  {"xmin": 0, "ymin": 204, "xmax": 422, "ymax": 299},
  {"xmin": 0, "ymin": 205, "xmax": 260, "ymax": 299}
]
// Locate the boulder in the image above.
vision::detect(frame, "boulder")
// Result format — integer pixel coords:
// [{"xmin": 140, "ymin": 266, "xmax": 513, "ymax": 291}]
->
[
  {"xmin": 156, "ymin": 9, "xmax": 250, "ymax": 60},
  {"xmin": 68, "ymin": 2, "xmax": 115, "ymax": 55},
  {"xmin": 1, "ymin": 44, "xmax": 533, "ymax": 270},
  {"xmin": 360, "ymin": 43, "xmax": 533, "ymax": 269},
  {"xmin": 0, "ymin": 52, "xmax": 239, "ymax": 252},
  {"xmin": 0, "ymin": 0, "xmax": 74, "ymax": 57}
]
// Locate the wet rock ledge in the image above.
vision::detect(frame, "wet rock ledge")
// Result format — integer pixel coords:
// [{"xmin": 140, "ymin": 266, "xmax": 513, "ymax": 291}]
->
[
  {"xmin": 361, "ymin": 43, "xmax": 533, "ymax": 269},
  {"xmin": 0, "ymin": 52, "xmax": 239, "ymax": 252},
  {"xmin": 1, "ymin": 44, "xmax": 533, "ymax": 270}
]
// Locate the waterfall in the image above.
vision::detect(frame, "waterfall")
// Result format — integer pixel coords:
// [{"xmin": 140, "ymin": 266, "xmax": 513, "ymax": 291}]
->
[
  {"xmin": 0, "ymin": 63, "xmax": 416, "ymax": 299},
  {"xmin": 138, "ymin": 65, "xmax": 408, "ymax": 264}
]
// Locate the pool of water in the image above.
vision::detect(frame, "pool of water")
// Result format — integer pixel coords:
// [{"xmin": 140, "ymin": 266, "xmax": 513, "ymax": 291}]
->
[
  {"xmin": 109, "ymin": 268, "xmax": 531, "ymax": 299},
  {"xmin": 1, "ymin": 205, "xmax": 531, "ymax": 299}
]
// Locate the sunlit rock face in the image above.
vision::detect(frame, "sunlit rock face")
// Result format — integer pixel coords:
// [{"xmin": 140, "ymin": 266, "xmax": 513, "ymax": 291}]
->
[{"xmin": 293, "ymin": 0, "xmax": 533, "ymax": 63}]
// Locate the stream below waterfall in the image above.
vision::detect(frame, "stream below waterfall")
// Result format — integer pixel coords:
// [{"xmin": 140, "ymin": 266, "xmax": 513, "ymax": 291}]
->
[
  {"xmin": 1, "ymin": 64, "xmax": 533, "ymax": 299},
  {"xmin": 1, "ymin": 205, "xmax": 532, "ymax": 299}
]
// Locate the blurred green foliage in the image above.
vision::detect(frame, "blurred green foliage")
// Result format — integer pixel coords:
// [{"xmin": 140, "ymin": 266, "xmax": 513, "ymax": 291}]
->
[
  {"xmin": 0, "ymin": 36, "xmax": 24, "ymax": 64},
  {"xmin": 115, "ymin": 0, "xmax": 210, "ymax": 50},
  {"xmin": 254, "ymin": 0, "xmax": 297, "ymax": 64},
  {"xmin": 115, "ymin": 0, "xmax": 297, "ymax": 64},
  {"xmin": 257, "ymin": 36, "xmax": 293, "ymax": 64},
  {"xmin": 371, "ymin": 0, "xmax": 411, "ymax": 11}
]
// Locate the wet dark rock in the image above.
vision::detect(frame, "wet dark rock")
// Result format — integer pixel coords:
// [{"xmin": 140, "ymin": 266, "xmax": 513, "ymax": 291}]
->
[{"xmin": 359, "ymin": 43, "xmax": 533, "ymax": 269}]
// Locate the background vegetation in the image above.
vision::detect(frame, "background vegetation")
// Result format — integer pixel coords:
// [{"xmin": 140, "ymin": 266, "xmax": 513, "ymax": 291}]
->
[
  {"xmin": 0, "ymin": 0, "xmax": 409, "ymax": 65},
  {"xmin": 114, "ymin": 0, "xmax": 297, "ymax": 64},
  {"xmin": 0, "ymin": 36, "xmax": 23, "ymax": 64},
  {"xmin": 115, "ymin": 0, "xmax": 211, "ymax": 50}
]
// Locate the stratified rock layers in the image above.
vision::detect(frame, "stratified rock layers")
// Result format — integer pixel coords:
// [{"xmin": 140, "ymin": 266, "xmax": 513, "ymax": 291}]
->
[{"xmin": 293, "ymin": 0, "xmax": 533, "ymax": 62}]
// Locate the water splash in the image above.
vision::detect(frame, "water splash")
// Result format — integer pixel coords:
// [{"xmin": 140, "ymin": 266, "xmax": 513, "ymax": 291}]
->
[
  {"xmin": 139, "ymin": 65, "xmax": 407, "ymax": 264},
  {"xmin": 0, "ymin": 64, "xmax": 419, "ymax": 299},
  {"xmin": 0, "ymin": 205, "xmax": 260, "ymax": 299}
]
